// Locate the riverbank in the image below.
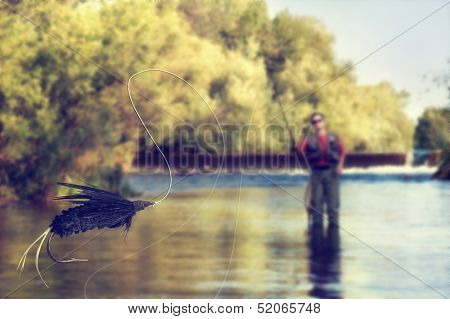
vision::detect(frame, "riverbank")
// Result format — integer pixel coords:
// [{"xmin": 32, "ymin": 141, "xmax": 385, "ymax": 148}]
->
[{"xmin": 432, "ymin": 160, "xmax": 450, "ymax": 180}]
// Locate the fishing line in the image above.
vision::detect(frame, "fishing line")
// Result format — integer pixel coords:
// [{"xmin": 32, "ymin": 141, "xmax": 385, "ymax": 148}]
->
[
  {"xmin": 213, "ymin": 173, "xmax": 242, "ymax": 299},
  {"xmin": 214, "ymin": 91, "xmax": 261, "ymax": 298},
  {"xmin": 300, "ymin": 125, "xmax": 313, "ymax": 215},
  {"xmin": 84, "ymin": 69, "xmax": 228, "ymax": 298},
  {"xmin": 215, "ymin": 95, "xmax": 314, "ymax": 298},
  {"xmin": 275, "ymin": 98, "xmax": 313, "ymax": 210},
  {"xmin": 127, "ymin": 70, "xmax": 174, "ymax": 206}
]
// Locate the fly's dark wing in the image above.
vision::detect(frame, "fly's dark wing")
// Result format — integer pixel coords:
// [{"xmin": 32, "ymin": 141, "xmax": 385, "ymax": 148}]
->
[{"xmin": 50, "ymin": 182, "xmax": 136, "ymax": 237}]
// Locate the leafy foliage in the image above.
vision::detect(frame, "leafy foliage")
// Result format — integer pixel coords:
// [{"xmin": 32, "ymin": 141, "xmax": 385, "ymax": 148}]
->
[
  {"xmin": 414, "ymin": 107, "xmax": 449, "ymax": 150},
  {"xmin": 0, "ymin": 0, "xmax": 420, "ymax": 202}
]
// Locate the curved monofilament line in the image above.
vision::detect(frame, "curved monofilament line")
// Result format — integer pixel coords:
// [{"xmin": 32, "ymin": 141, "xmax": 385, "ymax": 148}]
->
[
  {"xmin": 127, "ymin": 71, "xmax": 171, "ymax": 206},
  {"xmin": 84, "ymin": 70, "xmax": 226, "ymax": 298},
  {"xmin": 17, "ymin": 227, "xmax": 51, "ymax": 287},
  {"xmin": 127, "ymin": 69, "xmax": 224, "ymax": 206}
]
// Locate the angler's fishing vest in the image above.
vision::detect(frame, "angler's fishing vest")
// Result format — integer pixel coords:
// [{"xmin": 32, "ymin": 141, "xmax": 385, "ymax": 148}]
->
[{"xmin": 304, "ymin": 132, "xmax": 341, "ymax": 167}]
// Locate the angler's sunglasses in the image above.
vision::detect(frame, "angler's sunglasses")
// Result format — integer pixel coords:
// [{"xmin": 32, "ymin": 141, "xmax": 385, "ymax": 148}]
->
[{"xmin": 311, "ymin": 118, "xmax": 323, "ymax": 124}]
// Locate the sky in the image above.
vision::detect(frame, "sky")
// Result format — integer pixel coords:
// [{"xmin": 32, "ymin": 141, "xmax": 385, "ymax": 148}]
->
[{"xmin": 266, "ymin": 0, "xmax": 450, "ymax": 120}]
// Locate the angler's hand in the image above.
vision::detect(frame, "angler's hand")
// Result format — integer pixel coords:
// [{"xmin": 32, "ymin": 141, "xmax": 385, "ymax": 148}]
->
[{"xmin": 336, "ymin": 164, "xmax": 344, "ymax": 175}]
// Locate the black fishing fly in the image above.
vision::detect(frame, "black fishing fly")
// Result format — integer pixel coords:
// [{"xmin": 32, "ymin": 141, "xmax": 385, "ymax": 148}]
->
[{"xmin": 17, "ymin": 182, "xmax": 154, "ymax": 287}]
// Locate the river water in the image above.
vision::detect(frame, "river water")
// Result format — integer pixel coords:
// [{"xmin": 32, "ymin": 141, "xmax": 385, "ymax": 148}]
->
[{"xmin": 1, "ymin": 166, "xmax": 448, "ymax": 298}]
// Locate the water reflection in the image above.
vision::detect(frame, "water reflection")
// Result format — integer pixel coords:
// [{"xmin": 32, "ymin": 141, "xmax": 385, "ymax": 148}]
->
[
  {"xmin": 0, "ymin": 173, "xmax": 448, "ymax": 298},
  {"xmin": 307, "ymin": 223, "xmax": 341, "ymax": 298}
]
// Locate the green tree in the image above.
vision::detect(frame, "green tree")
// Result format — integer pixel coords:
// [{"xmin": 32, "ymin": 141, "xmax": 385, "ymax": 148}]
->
[
  {"xmin": 0, "ymin": 0, "xmax": 422, "ymax": 203},
  {"xmin": 414, "ymin": 107, "xmax": 449, "ymax": 150}
]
